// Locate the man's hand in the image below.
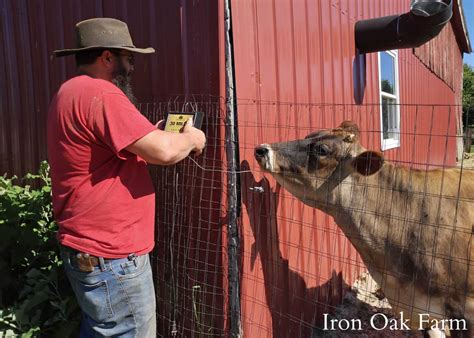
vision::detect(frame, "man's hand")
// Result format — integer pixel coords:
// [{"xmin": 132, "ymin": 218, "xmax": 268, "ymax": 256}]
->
[
  {"xmin": 126, "ymin": 117, "xmax": 206, "ymax": 165},
  {"xmin": 182, "ymin": 117, "xmax": 206, "ymax": 156}
]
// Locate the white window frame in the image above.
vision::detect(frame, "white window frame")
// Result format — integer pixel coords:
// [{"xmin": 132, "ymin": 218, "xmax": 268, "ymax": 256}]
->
[{"xmin": 378, "ymin": 50, "xmax": 400, "ymax": 150}]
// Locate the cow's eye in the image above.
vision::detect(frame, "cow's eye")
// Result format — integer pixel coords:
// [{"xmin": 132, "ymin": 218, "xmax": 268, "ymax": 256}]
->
[{"xmin": 309, "ymin": 144, "xmax": 330, "ymax": 157}]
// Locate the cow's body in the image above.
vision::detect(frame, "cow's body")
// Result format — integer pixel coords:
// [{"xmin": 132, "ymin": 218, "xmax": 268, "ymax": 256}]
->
[{"xmin": 255, "ymin": 121, "xmax": 474, "ymax": 337}]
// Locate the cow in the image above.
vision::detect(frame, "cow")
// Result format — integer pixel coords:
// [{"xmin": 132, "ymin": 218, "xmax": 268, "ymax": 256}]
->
[{"xmin": 254, "ymin": 121, "xmax": 474, "ymax": 337}]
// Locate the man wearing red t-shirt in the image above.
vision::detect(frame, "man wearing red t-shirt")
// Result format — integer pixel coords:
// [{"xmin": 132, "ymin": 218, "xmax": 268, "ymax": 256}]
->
[{"xmin": 48, "ymin": 18, "xmax": 206, "ymax": 337}]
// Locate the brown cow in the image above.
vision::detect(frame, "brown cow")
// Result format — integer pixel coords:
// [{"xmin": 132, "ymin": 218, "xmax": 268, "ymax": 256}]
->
[{"xmin": 254, "ymin": 121, "xmax": 474, "ymax": 337}]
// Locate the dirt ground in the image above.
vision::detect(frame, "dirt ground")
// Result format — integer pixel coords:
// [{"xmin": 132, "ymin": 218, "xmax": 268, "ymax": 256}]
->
[{"xmin": 314, "ymin": 273, "xmax": 424, "ymax": 338}]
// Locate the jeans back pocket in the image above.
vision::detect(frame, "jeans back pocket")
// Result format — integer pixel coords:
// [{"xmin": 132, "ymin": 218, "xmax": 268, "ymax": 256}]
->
[{"xmin": 71, "ymin": 278, "xmax": 114, "ymax": 322}]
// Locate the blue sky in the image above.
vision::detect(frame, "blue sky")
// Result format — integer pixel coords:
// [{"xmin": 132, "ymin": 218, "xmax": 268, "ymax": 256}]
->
[{"xmin": 464, "ymin": 0, "xmax": 474, "ymax": 67}]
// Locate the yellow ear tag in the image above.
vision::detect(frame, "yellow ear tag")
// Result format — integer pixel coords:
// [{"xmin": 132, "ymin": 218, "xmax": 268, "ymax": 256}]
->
[{"xmin": 343, "ymin": 133, "xmax": 355, "ymax": 143}]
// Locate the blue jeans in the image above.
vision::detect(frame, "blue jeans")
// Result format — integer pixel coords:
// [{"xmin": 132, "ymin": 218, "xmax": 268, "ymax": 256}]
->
[{"xmin": 61, "ymin": 248, "xmax": 156, "ymax": 337}]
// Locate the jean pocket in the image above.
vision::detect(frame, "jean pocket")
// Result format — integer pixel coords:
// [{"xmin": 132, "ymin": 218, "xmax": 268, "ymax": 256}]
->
[
  {"xmin": 116, "ymin": 254, "xmax": 149, "ymax": 279},
  {"xmin": 72, "ymin": 279, "xmax": 114, "ymax": 322}
]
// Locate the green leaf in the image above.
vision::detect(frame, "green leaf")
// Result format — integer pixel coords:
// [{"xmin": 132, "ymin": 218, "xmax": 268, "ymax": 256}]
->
[
  {"xmin": 463, "ymin": 64, "xmax": 474, "ymax": 126},
  {"xmin": 20, "ymin": 326, "xmax": 40, "ymax": 338},
  {"xmin": 0, "ymin": 162, "xmax": 80, "ymax": 335}
]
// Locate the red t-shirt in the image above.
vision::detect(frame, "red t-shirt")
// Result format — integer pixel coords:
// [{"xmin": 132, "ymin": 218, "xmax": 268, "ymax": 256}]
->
[{"xmin": 47, "ymin": 75, "xmax": 157, "ymax": 258}]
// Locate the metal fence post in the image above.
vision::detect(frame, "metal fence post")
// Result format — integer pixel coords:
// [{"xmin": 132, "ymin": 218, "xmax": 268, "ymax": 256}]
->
[{"xmin": 224, "ymin": 0, "xmax": 242, "ymax": 336}]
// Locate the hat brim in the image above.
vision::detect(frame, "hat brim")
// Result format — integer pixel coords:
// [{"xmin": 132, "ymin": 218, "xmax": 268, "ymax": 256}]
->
[{"xmin": 53, "ymin": 46, "xmax": 155, "ymax": 57}]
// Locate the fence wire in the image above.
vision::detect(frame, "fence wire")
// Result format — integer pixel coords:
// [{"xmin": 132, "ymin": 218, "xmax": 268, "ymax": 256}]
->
[{"xmin": 139, "ymin": 98, "xmax": 473, "ymax": 338}]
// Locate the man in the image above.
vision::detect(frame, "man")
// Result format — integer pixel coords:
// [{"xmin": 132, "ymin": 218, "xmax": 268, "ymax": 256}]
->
[{"xmin": 47, "ymin": 18, "xmax": 206, "ymax": 337}]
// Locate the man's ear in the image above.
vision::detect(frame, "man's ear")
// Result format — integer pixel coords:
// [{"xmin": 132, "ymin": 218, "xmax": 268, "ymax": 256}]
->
[
  {"xmin": 101, "ymin": 50, "xmax": 114, "ymax": 65},
  {"xmin": 351, "ymin": 151, "xmax": 384, "ymax": 176}
]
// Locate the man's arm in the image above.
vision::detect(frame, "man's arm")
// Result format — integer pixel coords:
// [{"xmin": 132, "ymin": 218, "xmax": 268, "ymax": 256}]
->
[{"xmin": 126, "ymin": 118, "xmax": 206, "ymax": 165}]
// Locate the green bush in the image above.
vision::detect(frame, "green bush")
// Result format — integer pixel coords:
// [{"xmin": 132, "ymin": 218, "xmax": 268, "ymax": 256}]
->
[{"xmin": 0, "ymin": 162, "xmax": 80, "ymax": 337}]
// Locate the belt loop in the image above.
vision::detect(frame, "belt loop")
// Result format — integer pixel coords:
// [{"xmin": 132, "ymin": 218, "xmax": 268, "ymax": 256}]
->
[
  {"xmin": 65, "ymin": 251, "xmax": 72, "ymax": 266},
  {"xmin": 128, "ymin": 253, "xmax": 137, "ymax": 267},
  {"xmin": 99, "ymin": 257, "xmax": 106, "ymax": 272}
]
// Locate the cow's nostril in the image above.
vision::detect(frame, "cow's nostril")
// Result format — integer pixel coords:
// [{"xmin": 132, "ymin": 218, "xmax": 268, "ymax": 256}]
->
[{"xmin": 255, "ymin": 145, "xmax": 269, "ymax": 158}]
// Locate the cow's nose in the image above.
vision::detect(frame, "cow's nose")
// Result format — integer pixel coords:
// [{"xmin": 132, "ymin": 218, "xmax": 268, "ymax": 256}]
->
[{"xmin": 255, "ymin": 145, "xmax": 269, "ymax": 158}]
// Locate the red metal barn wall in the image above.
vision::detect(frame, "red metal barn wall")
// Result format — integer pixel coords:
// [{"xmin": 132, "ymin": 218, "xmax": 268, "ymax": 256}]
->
[
  {"xmin": 0, "ymin": 0, "xmax": 220, "ymax": 177},
  {"xmin": 230, "ymin": 0, "xmax": 464, "ymax": 336}
]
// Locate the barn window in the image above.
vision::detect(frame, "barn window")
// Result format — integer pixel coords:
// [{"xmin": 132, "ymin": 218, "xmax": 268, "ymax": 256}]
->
[{"xmin": 378, "ymin": 50, "xmax": 400, "ymax": 150}]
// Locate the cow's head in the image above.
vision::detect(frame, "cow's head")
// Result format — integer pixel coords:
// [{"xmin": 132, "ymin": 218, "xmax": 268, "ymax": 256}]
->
[{"xmin": 254, "ymin": 121, "xmax": 384, "ymax": 209}]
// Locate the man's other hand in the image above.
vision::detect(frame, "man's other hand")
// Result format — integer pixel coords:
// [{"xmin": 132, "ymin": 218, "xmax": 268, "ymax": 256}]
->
[{"xmin": 182, "ymin": 117, "xmax": 206, "ymax": 156}]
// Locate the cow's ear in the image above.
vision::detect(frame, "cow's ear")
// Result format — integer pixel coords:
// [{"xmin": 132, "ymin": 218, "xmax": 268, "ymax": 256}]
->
[
  {"xmin": 351, "ymin": 151, "xmax": 384, "ymax": 176},
  {"xmin": 333, "ymin": 121, "xmax": 360, "ymax": 143}
]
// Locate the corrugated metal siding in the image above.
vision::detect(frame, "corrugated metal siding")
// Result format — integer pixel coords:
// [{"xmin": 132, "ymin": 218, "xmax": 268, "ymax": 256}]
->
[
  {"xmin": 230, "ymin": 0, "xmax": 463, "ymax": 336},
  {"xmin": 0, "ymin": 0, "xmax": 220, "ymax": 178},
  {"xmin": 414, "ymin": 23, "xmax": 458, "ymax": 91},
  {"xmin": 388, "ymin": 27, "xmax": 463, "ymax": 168},
  {"xmin": 1, "ymin": 1, "xmax": 96, "ymax": 176}
]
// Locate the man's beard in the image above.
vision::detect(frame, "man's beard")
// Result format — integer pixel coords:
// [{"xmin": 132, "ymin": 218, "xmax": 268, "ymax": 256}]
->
[{"xmin": 112, "ymin": 59, "xmax": 137, "ymax": 105}]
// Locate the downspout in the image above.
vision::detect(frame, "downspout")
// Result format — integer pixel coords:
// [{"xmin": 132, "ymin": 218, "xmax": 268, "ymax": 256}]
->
[{"xmin": 355, "ymin": 0, "xmax": 453, "ymax": 53}]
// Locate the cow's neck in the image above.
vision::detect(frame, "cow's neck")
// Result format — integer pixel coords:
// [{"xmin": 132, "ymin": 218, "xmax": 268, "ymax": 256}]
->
[{"xmin": 326, "ymin": 162, "xmax": 415, "ymax": 269}]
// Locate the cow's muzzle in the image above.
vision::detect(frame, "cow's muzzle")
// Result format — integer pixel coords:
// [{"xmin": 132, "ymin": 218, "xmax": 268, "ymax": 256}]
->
[
  {"xmin": 255, "ymin": 144, "xmax": 275, "ymax": 171},
  {"xmin": 255, "ymin": 144, "xmax": 269, "ymax": 159}
]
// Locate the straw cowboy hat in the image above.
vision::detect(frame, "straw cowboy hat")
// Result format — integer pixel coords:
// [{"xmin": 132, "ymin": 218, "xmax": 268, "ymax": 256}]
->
[{"xmin": 54, "ymin": 18, "xmax": 155, "ymax": 57}]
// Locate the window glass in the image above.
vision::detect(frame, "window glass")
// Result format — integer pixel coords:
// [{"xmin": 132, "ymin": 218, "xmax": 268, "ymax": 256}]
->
[
  {"xmin": 382, "ymin": 97, "xmax": 398, "ymax": 140},
  {"xmin": 379, "ymin": 50, "xmax": 400, "ymax": 150},
  {"xmin": 380, "ymin": 52, "xmax": 395, "ymax": 95}
]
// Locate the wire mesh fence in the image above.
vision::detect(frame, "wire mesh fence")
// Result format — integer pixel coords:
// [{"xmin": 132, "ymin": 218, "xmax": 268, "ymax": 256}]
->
[
  {"xmin": 139, "ymin": 97, "xmax": 230, "ymax": 337},
  {"xmin": 139, "ymin": 98, "xmax": 473, "ymax": 337}
]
